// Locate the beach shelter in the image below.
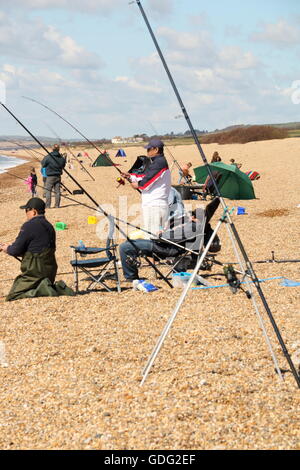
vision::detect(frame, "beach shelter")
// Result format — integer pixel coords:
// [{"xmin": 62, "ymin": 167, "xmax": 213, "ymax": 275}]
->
[
  {"xmin": 194, "ymin": 162, "xmax": 256, "ymax": 200},
  {"xmin": 92, "ymin": 152, "xmax": 113, "ymax": 167},
  {"xmin": 115, "ymin": 149, "xmax": 126, "ymax": 157}
]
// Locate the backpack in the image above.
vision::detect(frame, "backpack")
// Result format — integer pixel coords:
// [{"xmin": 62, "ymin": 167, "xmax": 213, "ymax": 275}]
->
[{"xmin": 204, "ymin": 223, "xmax": 221, "ymax": 253}]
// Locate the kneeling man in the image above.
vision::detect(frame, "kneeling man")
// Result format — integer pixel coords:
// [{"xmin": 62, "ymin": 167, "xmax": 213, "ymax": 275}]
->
[{"xmin": 0, "ymin": 197, "xmax": 57, "ymax": 301}]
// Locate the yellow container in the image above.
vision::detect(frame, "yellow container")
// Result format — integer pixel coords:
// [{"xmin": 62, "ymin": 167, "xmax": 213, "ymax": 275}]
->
[
  {"xmin": 88, "ymin": 216, "xmax": 98, "ymax": 225},
  {"xmin": 129, "ymin": 230, "xmax": 146, "ymax": 240}
]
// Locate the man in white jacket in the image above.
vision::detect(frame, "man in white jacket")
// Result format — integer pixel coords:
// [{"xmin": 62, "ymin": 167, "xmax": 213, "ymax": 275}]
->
[{"xmin": 123, "ymin": 139, "xmax": 171, "ymax": 238}]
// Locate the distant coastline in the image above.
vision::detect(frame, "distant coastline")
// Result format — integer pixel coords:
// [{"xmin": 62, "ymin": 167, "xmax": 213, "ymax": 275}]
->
[{"xmin": 0, "ymin": 154, "xmax": 28, "ymax": 174}]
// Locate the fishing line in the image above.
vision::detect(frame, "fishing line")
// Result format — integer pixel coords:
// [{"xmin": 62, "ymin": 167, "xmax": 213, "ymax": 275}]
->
[
  {"xmin": 44, "ymin": 122, "xmax": 95, "ymax": 182},
  {"xmin": 5, "ymin": 169, "xmax": 201, "ymax": 257},
  {"xmin": 22, "ymin": 96, "xmax": 126, "ymax": 177}
]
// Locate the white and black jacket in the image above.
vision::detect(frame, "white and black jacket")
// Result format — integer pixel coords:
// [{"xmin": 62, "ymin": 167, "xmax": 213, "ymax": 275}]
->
[{"xmin": 130, "ymin": 154, "xmax": 171, "ymax": 207}]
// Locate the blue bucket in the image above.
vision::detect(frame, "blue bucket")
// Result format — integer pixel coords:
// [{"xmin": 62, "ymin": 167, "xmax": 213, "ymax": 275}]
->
[{"xmin": 172, "ymin": 272, "xmax": 199, "ymax": 287}]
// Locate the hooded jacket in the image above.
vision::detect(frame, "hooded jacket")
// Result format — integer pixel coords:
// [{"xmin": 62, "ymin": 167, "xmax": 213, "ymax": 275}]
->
[{"xmin": 41, "ymin": 150, "xmax": 66, "ymax": 177}]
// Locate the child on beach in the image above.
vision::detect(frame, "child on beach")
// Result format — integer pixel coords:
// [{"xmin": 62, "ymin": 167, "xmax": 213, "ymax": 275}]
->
[
  {"xmin": 24, "ymin": 168, "xmax": 38, "ymax": 197},
  {"xmin": 30, "ymin": 168, "xmax": 38, "ymax": 197}
]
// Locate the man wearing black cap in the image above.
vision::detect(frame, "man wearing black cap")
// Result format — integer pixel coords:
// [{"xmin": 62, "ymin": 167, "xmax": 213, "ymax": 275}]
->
[
  {"xmin": 41, "ymin": 144, "xmax": 66, "ymax": 208},
  {"xmin": 122, "ymin": 139, "xmax": 171, "ymax": 238},
  {"xmin": 0, "ymin": 197, "xmax": 57, "ymax": 301}
]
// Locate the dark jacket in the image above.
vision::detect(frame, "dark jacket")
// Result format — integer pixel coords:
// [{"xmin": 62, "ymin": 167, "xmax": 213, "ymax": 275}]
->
[
  {"xmin": 41, "ymin": 150, "xmax": 66, "ymax": 177},
  {"xmin": 7, "ymin": 215, "xmax": 56, "ymax": 257},
  {"xmin": 137, "ymin": 154, "xmax": 169, "ymax": 190},
  {"xmin": 30, "ymin": 173, "xmax": 37, "ymax": 185},
  {"xmin": 6, "ymin": 216, "xmax": 57, "ymax": 301}
]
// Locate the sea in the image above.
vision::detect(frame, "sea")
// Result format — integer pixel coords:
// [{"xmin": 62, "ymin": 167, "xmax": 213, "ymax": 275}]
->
[{"xmin": 0, "ymin": 154, "xmax": 27, "ymax": 174}]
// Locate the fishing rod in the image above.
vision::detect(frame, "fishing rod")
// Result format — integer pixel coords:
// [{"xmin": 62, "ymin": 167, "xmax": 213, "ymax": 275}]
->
[
  {"xmin": 5, "ymin": 167, "xmax": 175, "ymax": 287},
  {"xmin": 44, "ymin": 122, "xmax": 95, "ymax": 182},
  {"xmin": 22, "ymin": 96, "xmax": 127, "ymax": 178},
  {"xmin": 254, "ymin": 251, "xmax": 300, "ymax": 264},
  {"xmin": 23, "ymin": 95, "xmax": 142, "ymax": 192},
  {"xmin": 4, "ymin": 139, "xmax": 46, "ymax": 159},
  {"xmin": 0, "ymin": 102, "xmax": 178, "ymax": 287},
  {"xmin": 6, "ymin": 169, "xmax": 202, "ymax": 259},
  {"xmin": 135, "ymin": 0, "xmax": 300, "ymax": 388},
  {"xmin": 223, "ymin": 255, "xmax": 300, "ymax": 265},
  {"xmin": 1, "ymin": 102, "xmax": 103, "ymax": 205},
  {"xmin": 4, "ymin": 139, "xmax": 73, "ymax": 195}
]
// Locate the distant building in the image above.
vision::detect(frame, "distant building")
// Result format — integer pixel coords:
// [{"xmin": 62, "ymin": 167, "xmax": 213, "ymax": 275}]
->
[{"xmin": 111, "ymin": 136, "xmax": 144, "ymax": 144}]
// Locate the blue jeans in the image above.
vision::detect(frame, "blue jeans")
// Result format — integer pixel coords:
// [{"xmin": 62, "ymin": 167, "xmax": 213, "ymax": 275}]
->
[{"xmin": 119, "ymin": 239, "xmax": 153, "ymax": 280}]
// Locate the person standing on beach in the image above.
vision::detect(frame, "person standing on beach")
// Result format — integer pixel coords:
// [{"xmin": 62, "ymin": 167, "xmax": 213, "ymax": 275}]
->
[
  {"xmin": 41, "ymin": 166, "xmax": 47, "ymax": 198},
  {"xmin": 122, "ymin": 139, "xmax": 171, "ymax": 238},
  {"xmin": 0, "ymin": 197, "xmax": 57, "ymax": 301},
  {"xmin": 41, "ymin": 144, "xmax": 66, "ymax": 208},
  {"xmin": 30, "ymin": 167, "xmax": 37, "ymax": 197}
]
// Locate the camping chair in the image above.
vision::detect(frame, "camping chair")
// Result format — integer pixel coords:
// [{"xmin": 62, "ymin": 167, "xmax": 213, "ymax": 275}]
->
[
  {"xmin": 152, "ymin": 198, "xmax": 221, "ymax": 282},
  {"xmin": 196, "ymin": 171, "xmax": 222, "ymax": 200},
  {"xmin": 152, "ymin": 208, "xmax": 206, "ymax": 279},
  {"xmin": 70, "ymin": 216, "xmax": 121, "ymax": 294}
]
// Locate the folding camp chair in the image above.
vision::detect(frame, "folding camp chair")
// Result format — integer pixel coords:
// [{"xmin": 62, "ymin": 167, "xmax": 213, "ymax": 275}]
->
[
  {"xmin": 152, "ymin": 198, "xmax": 221, "ymax": 282},
  {"xmin": 151, "ymin": 207, "xmax": 206, "ymax": 279},
  {"xmin": 70, "ymin": 216, "xmax": 121, "ymax": 294},
  {"xmin": 196, "ymin": 171, "xmax": 222, "ymax": 200}
]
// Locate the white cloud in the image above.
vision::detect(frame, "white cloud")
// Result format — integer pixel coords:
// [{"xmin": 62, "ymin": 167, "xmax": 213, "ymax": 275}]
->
[
  {"xmin": 0, "ymin": 12, "xmax": 102, "ymax": 69},
  {"xmin": 43, "ymin": 26, "xmax": 99, "ymax": 68},
  {"xmin": 0, "ymin": 0, "xmax": 124, "ymax": 14},
  {"xmin": 218, "ymin": 46, "xmax": 259, "ymax": 70},
  {"xmin": 0, "ymin": 0, "xmax": 174, "ymax": 16},
  {"xmin": 114, "ymin": 75, "xmax": 162, "ymax": 94},
  {"xmin": 0, "ymin": 2, "xmax": 298, "ymax": 138},
  {"xmin": 158, "ymin": 26, "xmax": 215, "ymax": 53},
  {"xmin": 251, "ymin": 19, "xmax": 300, "ymax": 47},
  {"xmin": 146, "ymin": 0, "xmax": 174, "ymax": 17}
]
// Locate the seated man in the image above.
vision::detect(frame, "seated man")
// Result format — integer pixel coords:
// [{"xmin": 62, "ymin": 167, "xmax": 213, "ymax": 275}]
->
[
  {"xmin": 0, "ymin": 197, "xmax": 57, "ymax": 301},
  {"xmin": 119, "ymin": 198, "xmax": 220, "ymax": 282},
  {"xmin": 201, "ymin": 171, "xmax": 221, "ymax": 199},
  {"xmin": 230, "ymin": 158, "xmax": 242, "ymax": 169}
]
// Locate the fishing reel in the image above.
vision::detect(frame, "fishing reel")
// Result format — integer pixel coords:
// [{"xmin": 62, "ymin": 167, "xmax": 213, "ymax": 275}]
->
[
  {"xmin": 223, "ymin": 264, "xmax": 240, "ymax": 294},
  {"xmin": 126, "ymin": 255, "xmax": 141, "ymax": 268},
  {"xmin": 116, "ymin": 177, "xmax": 125, "ymax": 188}
]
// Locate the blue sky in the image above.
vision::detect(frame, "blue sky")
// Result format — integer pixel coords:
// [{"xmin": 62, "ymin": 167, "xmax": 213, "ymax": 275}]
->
[{"xmin": 0, "ymin": 0, "xmax": 299, "ymax": 139}]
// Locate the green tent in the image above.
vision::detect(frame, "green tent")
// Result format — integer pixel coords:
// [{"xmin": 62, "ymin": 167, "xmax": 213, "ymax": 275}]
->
[
  {"xmin": 194, "ymin": 162, "xmax": 256, "ymax": 200},
  {"xmin": 92, "ymin": 152, "xmax": 113, "ymax": 167}
]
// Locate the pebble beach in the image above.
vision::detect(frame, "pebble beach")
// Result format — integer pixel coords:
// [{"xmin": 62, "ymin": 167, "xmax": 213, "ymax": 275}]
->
[{"xmin": 0, "ymin": 138, "xmax": 299, "ymax": 450}]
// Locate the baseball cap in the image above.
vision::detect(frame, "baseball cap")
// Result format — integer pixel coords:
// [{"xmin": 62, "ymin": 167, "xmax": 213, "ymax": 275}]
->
[
  {"xmin": 144, "ymin": 138, "xmax": 164, "ymax": 150},
  {"xmin": 20, "ymin": 197, "xmax": 46, "ymax": 212}
]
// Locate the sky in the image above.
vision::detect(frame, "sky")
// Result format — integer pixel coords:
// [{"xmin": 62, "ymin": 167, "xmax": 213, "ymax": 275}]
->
[{"xmin": 0, "ymin": 0, "xmax": 299, "ymax": 139}]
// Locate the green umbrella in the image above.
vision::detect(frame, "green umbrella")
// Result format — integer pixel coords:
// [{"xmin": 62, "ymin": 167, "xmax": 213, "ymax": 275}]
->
[{"xmin": 194, "ymin": 162, "xmax": 256, "ymax": 200}]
